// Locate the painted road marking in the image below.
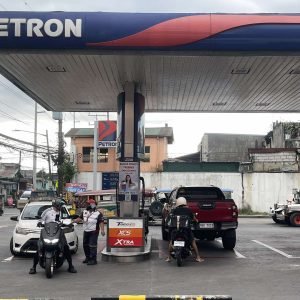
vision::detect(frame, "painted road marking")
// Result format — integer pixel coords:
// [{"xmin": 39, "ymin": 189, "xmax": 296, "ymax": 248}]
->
[
  {"xmin": 233, "ymin": 249, "xmax": 246, "ymax": 259},
  {"xmin": 0, "ymin": 225, "xmax": 9, "ymax": 229},
  {"xmin": 216, "ymin": 239, "xmax": 246, "ymax": 258},
  {"xmin": 252, "ymin": 240, "xmax": 294, "ymax": 258},
  {"xmin": 2, "ymin": 256, "xmax": 14, "ymax": 262}
]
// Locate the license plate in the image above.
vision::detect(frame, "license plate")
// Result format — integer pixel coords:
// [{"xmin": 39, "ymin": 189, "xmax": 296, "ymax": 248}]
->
[
  {"xmin": 199, "ymin": 223, "xmax": 214, "ymax": 229},
  {"xmin": 174, "ymin": 240, "xmax": 185, "ymax": 247}
]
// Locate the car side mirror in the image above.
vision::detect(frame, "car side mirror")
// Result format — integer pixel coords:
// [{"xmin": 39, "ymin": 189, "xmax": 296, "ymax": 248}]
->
[{"xmin": 10, "ymin": 216, "xmax": 18, "ymax": 221}]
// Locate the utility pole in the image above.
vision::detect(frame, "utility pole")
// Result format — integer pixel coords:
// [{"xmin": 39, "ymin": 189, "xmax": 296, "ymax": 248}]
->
[
  {"xmin": 57, "ymin": 116, "xmax": 64, "ymax": 195},
  {"xmin": 33, "ymin": 102, "xmax": 37, "ymax": 189},
  {"xmin": 93, "ymin": 121, "xmax": 98, "ymax": 190},
  {"xmin": 17, "ymin": 151, "xmax": 21, "ymax": 196},
  {"xmin": 45, "ymin": 130, "xmax": 52, "ymax": 186}
]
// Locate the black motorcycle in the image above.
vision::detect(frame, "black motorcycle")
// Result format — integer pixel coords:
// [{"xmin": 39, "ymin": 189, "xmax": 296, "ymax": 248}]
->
[
  {"xmin": 38, "ymin": 221, "xmax": 72, "ymax": 278},
  {"xmin": 169, "ymin": 214, "xmax": 192, "ymax": 267}
]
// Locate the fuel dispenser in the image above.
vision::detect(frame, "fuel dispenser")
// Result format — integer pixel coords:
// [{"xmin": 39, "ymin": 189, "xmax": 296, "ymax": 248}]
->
[{"xmin": 105, "ymin": 85, "xmax": 150, "ymax": 256}]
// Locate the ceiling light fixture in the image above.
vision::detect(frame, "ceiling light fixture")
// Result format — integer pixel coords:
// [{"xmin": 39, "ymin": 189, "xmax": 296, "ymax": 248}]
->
[
  {"xmin": 256, "ymin": 102, "xmax": 270, "ymax": 107},
  {"xmin": 231, "ymin": 68, "xmax": 250, "ymax": 74},
  {"xmin": 46, "ymin": 65, "xmax": 66, "ymax": 72},
  {"xmin": 212, "ymin": 102, "xmax": 227, "ymax": 106},
  {"xmin": 289, "ymin": 69, "xmax": 300, "ymax": 75},
  {"xmin": 75, "ymin": 101, "xmax": 90, "ymax": 105}
]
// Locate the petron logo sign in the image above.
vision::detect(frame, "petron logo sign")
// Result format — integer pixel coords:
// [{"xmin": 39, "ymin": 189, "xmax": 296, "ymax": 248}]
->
[
  {"xmin": 1, "ymin": 13, "xmax": 300, "ymax": 51},
  {"xmin": 98, "ymin": 121, "xmax": 117, "ymax": 148},
  {"xmin": 0, "ymin": 18, "xmax": 82, "ymax": 37}
]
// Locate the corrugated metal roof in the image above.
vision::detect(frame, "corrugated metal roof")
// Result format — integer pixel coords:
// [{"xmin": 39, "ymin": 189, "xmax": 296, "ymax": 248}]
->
[
  {"xmin": 0, "ymin": 163, "xmax": 19, "ymax": 179},
  {"xmin": 2, "ymin": 53, "xmax": 300, "ymax": 113},
  {"xmin": 65, "ymin": 126, "xmax": 174, "ymax": 144},
  {"xmin": 144, "ymin": 127, "xmax": 174, "ymax": 144}
]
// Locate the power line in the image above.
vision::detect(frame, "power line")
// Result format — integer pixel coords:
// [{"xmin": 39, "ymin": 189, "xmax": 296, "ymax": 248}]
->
[
  {"xmin": 0, "ymin": 132, "xmax": 57, "ymax": 152},
  {"xmin": 0, "ymin": 77, "xmax": 35, "ymax": 109},
  {"xmin": 24, "ymin": 1, "xmax": 33, "ymax": 10},
  {"xmin": 0, "ymin": 110, "xmax": 29, "ymax": 124}
]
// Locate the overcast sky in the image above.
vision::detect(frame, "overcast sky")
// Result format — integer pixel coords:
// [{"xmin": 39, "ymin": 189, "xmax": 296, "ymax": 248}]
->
[
  {"xmin": 0, "ymin": 0, "xmax": 300, "ymax": 171},
  {"xmin": 0, "ymin": 0, "xmax": 300, "ymax": 13}
]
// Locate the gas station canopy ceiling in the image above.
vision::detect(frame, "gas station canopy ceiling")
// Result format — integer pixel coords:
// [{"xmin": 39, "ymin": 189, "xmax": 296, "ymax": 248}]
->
[{"xmin": 1, "ymin": 12, "xmax": 300, "ymax": 113}]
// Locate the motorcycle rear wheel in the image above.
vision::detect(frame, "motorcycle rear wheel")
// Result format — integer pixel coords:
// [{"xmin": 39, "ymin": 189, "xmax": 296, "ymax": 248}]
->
[
  {"xmin": 45, "ymin": 257, "xmax": 54, "ymax": 278},
  {"xmin": 175, "ymin": 250, "xmax": 182, "ymax": 267}
]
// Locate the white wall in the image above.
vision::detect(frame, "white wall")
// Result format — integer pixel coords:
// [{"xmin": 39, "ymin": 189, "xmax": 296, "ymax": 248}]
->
[
  {"xmin": 76, "ymin": 172, "xmax": 102, "ymax": 190},
  {"xmin": 77, "ymin": 171, "xmax": 300, "ymax": 213}
]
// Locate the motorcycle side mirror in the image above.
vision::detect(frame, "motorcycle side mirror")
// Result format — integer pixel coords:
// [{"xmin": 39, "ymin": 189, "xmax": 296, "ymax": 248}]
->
[
  {"xmin": 10, "ymin": 216, "xmax": 18, "ymax": 221},
  {"xmin": 70, "ymin": 214, "xmax": 79, "ymax": 219}
]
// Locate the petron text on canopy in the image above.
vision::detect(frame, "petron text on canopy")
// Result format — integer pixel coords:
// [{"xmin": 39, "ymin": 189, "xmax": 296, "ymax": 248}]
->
[{"xmin": 0, "ymin": 18, "xmax": 82, "ymax": 37}]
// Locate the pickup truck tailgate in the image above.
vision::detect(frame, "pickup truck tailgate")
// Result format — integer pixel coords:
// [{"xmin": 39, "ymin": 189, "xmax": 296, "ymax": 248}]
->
[{"xmin": 188, "ymin": 199, "xmax": 237, "ymax": 222}]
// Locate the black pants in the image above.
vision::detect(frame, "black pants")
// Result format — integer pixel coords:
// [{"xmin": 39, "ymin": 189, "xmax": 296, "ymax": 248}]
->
[
  {"xmin": 83, "ymin": 230, "xmax": 99, "ymax": 261},
  {"xmin": 32, "ymin": 233, "xmax": 73, "ymax": 269}
]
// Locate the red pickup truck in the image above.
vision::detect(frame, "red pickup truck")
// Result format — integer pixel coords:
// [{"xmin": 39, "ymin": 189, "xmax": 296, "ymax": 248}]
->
[{"xmin": 161, "ymin": 186, "xmax": 238, "ymax": 250}]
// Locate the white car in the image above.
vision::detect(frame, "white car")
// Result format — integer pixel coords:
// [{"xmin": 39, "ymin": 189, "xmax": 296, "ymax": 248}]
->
[
  {"xmin": 10, "ymin": 201, "xmax": 79, "ymax": 255},
  {"xmin": 17, "ymin": 190, "xmax": 31, "ymax": 211}
]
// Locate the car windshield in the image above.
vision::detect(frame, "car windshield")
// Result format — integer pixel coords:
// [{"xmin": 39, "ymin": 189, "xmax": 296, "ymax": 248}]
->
[
  {"xmin": 20, "ymin": 191, "xmax": 31, "ymax": 198},
  {"xmin": 21, "ymin": 204, "xmax": 51, "ymax": 220}
]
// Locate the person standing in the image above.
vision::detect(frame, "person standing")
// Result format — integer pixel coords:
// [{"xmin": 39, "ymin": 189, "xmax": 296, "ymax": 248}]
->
[{"xmin": 74, "ymin": 198, "xmax": 105, "ymax": 265}]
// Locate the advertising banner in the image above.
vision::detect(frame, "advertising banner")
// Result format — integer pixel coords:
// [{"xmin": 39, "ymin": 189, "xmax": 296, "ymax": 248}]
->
[
  {"xmin": 65, "ymin": 183, "xmax": 87, "ymax": 193},
  {"xmin": 107, "ymin": 218, "xmax": 144, "ymax": 248},
  {"xmin": 134, "ymin": 93, "xmax": 145, "ymax": 159},
  {"xmin": 116, "ymin": 92, "xmax": 124, "ymax": 159},
  {"xmin": 98, "ymin": 120, "xmax": 117, "ymax": 148},
  {"xmin": 102, "ymin": 172, "xmax": 119, "ymax": 190},
  {"xmin": 118, "ymin": 161, "xmax": 139, "ymax": 196}
]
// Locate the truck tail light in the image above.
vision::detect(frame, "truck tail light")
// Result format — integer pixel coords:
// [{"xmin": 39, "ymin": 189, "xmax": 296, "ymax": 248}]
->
[{"xmin": 232, "ymin": 205, "xmax": 238, "ymax": 217}]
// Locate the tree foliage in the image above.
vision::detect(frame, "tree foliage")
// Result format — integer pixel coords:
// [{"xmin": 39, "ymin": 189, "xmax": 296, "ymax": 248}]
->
[
  {"xmin": 264, "ymin": 130, "xmax": 273, "ymax": 145},
  {"xmin": 284, "ymin": 122, "xmax": 300, "ymax": 139},
  {"xmin": 59, "ymin": 158, "xmax": 77, "ymax": 184}
]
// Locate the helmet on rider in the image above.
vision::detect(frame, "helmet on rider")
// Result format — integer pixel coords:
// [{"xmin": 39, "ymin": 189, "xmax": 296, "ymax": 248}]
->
[
  {"xmin": 86, "ymin": 198, "xmax": 96, "ymax": 204},
  {"xmin": 52, "ymin": 198, "xmax": 64, "ymax": 210},
  {"xmin": 158, "ymin": 192, "xmax": 167, "ymax": 201},
  {"xmin": 175, "ymin": 197, "xmax": 187, "ymax": 207}
]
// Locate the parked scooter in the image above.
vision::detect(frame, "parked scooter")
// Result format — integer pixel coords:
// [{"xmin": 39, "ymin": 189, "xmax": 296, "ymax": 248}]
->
[
  {"xmin": 37, "ymin": 221, "xmax": 73, "ymax": 278},
  {"xmin": 169, "ymin": 214, "xmax": 192, "ymax": 267}
]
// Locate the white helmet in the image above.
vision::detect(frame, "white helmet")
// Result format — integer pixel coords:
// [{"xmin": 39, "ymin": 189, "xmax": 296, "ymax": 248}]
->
[
  {"xmin": 175, "ymin": 197, "xmax": 187, "ymax": 207},
  {"xmin": 158, "ymin": 193, "xmax": 166, "ymax": 200}
]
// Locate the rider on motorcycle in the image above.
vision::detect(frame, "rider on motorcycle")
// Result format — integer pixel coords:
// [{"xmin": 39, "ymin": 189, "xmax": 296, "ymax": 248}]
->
[
  {"xmin": 165, "ymin": 197, "xmax": 204, "ymax": 263},
  {"xmin": 29, "ymin": 198, "xmax": 77, "ymax": 274}
]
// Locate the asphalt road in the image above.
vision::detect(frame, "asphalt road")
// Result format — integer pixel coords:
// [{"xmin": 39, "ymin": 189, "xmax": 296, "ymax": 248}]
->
[{"xmin": 1, "ymin": 208, "xmax": 300, "ymax": 300}]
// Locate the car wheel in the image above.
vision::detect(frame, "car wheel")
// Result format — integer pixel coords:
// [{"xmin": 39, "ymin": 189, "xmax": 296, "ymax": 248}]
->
[
  {"xmin": 150, "ymin": 201, "xmax": 163, "ymax": 217},
  {"xmin": 222, "ymin": 229, "xmax": 236, "ymax": 250},
  {"xmin": 10, "ymin": 237, "xmax": 19, "ymax": 256},
  {"xmin": 272, "ymin": 215, "xmax": 281, "ymax": 224},
  {"xmin": 71, "ymin": 237, "xmax": 79, "ymax": 254},
  {"xmin": 289, "ymin": 213, "xmax": 300, "ymax": 227}
]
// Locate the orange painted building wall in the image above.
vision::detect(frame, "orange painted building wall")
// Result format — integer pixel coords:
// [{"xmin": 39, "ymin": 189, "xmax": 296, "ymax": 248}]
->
[{"xmin": 71, "ymin": 136, "xmax": 169, "ymax": 173}]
